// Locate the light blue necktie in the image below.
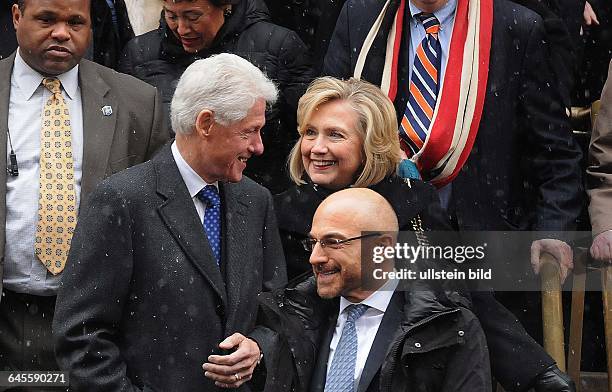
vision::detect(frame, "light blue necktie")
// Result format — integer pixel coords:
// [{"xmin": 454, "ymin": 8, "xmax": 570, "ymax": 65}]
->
[
  {"xmin": 325, "ymin": 304, "xmax": 369, "ymax": 392},
  {"xmin": 197, "ymin": 185, "xmax": 221, "ymax": 265}
]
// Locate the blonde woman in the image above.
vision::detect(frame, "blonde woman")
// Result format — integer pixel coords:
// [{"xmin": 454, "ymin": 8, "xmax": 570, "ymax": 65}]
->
[{"xmin": 274, "ymin": 76, "xmax": 450, "ymax": 278}]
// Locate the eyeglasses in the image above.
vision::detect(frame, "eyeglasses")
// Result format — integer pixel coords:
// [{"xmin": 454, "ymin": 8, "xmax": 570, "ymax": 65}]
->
[{"xmin": 301, "ymin": 233, "xmax": 381, "ymax": 252}]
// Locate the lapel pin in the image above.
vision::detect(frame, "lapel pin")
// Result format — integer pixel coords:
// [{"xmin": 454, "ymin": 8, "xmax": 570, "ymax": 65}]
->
[{"xmin": 101, "ymin": 105, "xmax": 113, "ymax": 116}]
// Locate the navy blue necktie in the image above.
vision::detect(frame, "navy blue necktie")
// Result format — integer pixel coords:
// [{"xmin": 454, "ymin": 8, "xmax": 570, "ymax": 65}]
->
[
  {"xmin": 197, "ymin": 185, "xmax": 221, "ymax": 265},
  {"xmin": 324, "ymin": 304, "xmax": 369, "ymax": 392},
  {"xmin": 400, "ymin": 13, "xmax": 442, "ymax": 156},
  {"xmin": 105, "ymin": 0, "xmax": 119, "ymax": 35}
]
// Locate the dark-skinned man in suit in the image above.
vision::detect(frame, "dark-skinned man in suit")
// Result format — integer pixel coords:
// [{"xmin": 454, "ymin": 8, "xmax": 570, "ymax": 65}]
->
[{"xmin": 0, "ymin": 0, "xmax": 168, "ymax": 387}]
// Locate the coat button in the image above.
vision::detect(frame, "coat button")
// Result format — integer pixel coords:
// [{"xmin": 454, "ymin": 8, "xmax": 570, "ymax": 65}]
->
[
  {"xmin": 215, "ymin": 304, "xmax": 225, "ymax": 318},
  {"xmin": 458, "ymin": 330, "xmax": 465, "ymax": 337},
  {"xmin": 414, "ymin": 342, "xmax": 421, "ymax": 348}
]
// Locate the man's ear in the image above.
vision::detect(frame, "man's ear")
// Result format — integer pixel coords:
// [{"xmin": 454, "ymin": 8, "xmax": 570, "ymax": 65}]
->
[
  {"xmin": 377, "ymin": 234, "xmax": 395, "ymax": 249},
  {"xmin": 195, "ymin": 109, "xmax": 214, "ymax": 137},
  {"xmin": 12, "ymin": 3, "xmax": 21, "ymax": 30}
]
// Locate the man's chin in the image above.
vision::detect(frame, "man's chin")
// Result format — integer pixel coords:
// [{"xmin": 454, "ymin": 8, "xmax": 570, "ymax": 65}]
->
[
  {"xmin": 226, "ymin": 172, "xmax": 243, "ymax": 183},
  {"xmin": 33, "ymin": 59, "xmax": 74, "ymax": 76},
  {"xmin": 316, "ymin": 286, "xmax": 339, "ymax": 299}
]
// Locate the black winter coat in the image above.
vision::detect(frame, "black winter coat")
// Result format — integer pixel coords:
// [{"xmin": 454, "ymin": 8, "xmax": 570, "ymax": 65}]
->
[
  {"xmin": 274, "ymin": 176, "xmax": 451, "ymax": 279},
  {"xmin": 119, "ymin": 0, "xmax": 315, "ymax": 193},
  {"xmin": 250, "ymin": 275, "xmax": 490, "ymax": 392}
]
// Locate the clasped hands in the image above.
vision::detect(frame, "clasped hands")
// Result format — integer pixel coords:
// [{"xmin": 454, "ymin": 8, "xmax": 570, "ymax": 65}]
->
[{"xmin": 202, "ymin": 333, "xmax": 262, "ymax": 389}]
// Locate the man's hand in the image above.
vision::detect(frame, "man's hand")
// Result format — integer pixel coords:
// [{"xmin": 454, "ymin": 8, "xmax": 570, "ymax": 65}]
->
[
  {"xmin": 531, "ymin": 239, "xmax": 573, "ymax": 283},
  {"xmin": 590, "ymin": 230, "xmax": 612, "ymax": 262},
  {"xmin": 584, "ymin": 1, "xmax": 600, "ymax": 26},
  {"xmin": 202, "ymin": 333, "xmax": 261, "ymax": 389}
]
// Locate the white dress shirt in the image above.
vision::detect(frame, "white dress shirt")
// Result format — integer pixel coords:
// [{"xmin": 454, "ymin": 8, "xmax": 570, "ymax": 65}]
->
[
  {"xmin": 326, "ymin": 278, "xmax": 399, "ymax": 388},
  {"xmin": 171, "ymin": 141, "xmax": 219, "ymax": 224},
  {"xmin": 4, "ymin": 50, "xmax": 84, "ymax": 295}
]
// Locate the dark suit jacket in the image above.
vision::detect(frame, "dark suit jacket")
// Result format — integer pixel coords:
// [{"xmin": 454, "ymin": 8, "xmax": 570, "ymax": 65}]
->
[
  {"xmin": 91, "ymin": 0, "xmax": 135, "ymax": 70},
  {"xmin": 0, "ymin": 2, "xmax": 16, "ymax": 60},
  {"xmin": 53, "ymin": 146, "xmax": 287, "ymax": 392},
  {"xmin": 0, "ymin": 51, "xmax": 169, "ymax": 297},
  {"xmin": 323, "ymin": 0, "xmax": 583, "ymax": 232}
]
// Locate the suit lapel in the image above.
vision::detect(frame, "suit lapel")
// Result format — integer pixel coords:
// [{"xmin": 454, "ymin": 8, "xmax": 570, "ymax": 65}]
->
[
  {"xmin": 310, "ymin": 301, "xmax": 340, "ymax": 392},
  {"xmin": 79, "ymin": 60, "xmax": 118, "ymax": 200},
  {"xmin": 0, "ymin": 54, "xmax": 14, "ymax": 264},
  {"xmin": 155, "ymin": 147, "xmax": 228, "ymax": 307},
  {"xmin": 219, "ymin": 181, "xmax": 251, "ymax": 330},
  {"xmin": 357, "ymin": 291, "xmax": 404, "ymax": 392}
]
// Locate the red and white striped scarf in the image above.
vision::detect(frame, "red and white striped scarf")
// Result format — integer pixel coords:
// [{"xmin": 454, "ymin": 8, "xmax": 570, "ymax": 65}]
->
[{"xmin": 354, "ymin": 0, "xmax": 493, "ymax": 187}]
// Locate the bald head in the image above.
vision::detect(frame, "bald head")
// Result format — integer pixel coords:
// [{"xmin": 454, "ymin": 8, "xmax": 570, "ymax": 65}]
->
[
  {"xmin": 309, "ymin": 188, "xmax": 398, "ymax": 302},
  {"xmin": 313, "ymin": 188, "xmax": 398, "ymax": 234}
]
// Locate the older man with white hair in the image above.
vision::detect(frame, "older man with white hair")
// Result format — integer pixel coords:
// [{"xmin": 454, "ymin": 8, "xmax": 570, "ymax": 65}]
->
[{"xmin": 53, "ymin": 53, "xmax": 287, "ymax": 392}]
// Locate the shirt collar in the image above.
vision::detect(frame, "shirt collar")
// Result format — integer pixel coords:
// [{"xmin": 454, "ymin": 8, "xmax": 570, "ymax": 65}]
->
[
  {"xmin": 339, "ymin": 278, "xmax": 399, "ymax": 315},
  {"xmin": 171, "ymin": 141, "xmax": 218, "ymax": 197},
  {"xmin": 13, "ymin": 49, "xmax": 79, "ymax": 101},
  {"xmin": 409, "ymin": 0, "xmax": 457, "ymax": 28}
]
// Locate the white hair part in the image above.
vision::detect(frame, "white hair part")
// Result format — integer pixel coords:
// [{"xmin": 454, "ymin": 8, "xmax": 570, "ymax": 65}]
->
[{"xmin": 170, "ymin": 53, "xmax": 278, "ymax": 134}]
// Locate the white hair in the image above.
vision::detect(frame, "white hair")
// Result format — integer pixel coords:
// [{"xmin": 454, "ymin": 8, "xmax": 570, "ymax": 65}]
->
[{"xmin": 170, "ymin": 53, "xmax": 278, "ymax": 134}]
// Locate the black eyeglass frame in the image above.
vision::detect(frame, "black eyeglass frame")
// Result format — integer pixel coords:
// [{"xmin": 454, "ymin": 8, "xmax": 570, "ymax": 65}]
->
[{"xmin": 301, "ymin": 232, "xmax": 381, "ymax": 252}]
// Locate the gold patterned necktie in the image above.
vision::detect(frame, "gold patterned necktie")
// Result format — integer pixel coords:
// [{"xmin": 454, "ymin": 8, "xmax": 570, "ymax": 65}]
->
[{"xmin": 35, "ymin": 78, "xmax": 77, "ymax": 275}]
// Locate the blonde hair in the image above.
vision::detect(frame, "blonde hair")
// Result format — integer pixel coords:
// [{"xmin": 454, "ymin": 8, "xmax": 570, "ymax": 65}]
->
[{"xmin": 288, "ymin": 77, "xmax": 401, "ymax": 187}]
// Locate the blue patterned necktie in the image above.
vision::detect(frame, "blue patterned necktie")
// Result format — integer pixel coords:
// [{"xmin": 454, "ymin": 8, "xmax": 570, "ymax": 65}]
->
[
  {"xmin": 197, "ymin": 185, "xmax": 221, "ymax": 265},
  {"xmin": 324, "ymin": 304, "xmax": 369, "ymax": 392}
]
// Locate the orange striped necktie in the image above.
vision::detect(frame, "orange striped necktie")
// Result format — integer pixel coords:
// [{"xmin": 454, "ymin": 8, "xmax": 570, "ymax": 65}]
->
[{"xmin": 399, "ymin": 13, "xmax": 441, "ymax": 156}]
